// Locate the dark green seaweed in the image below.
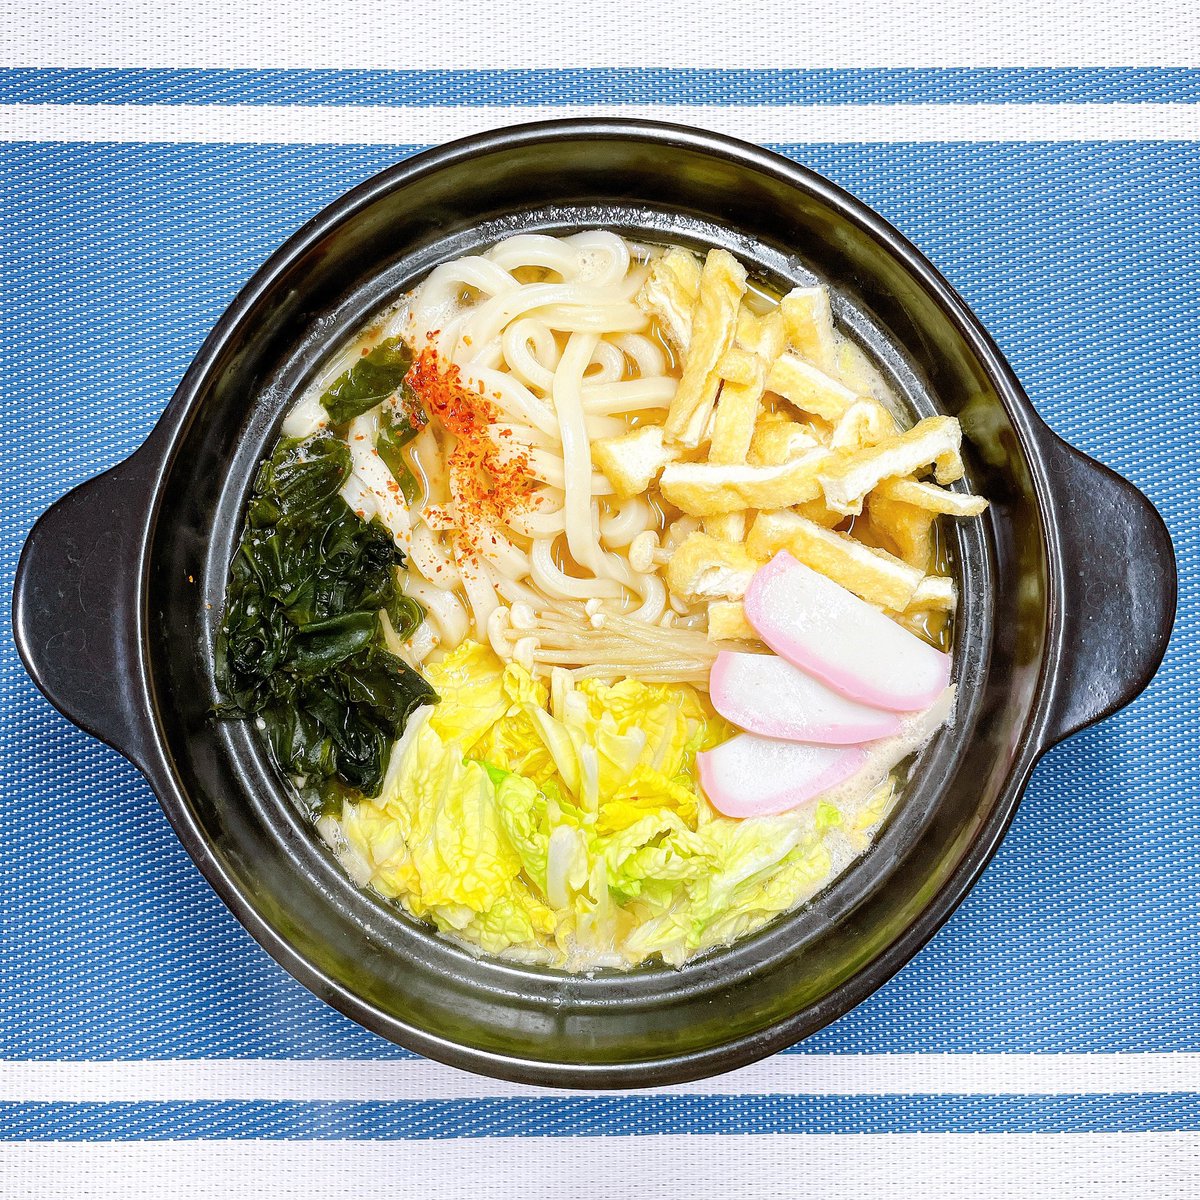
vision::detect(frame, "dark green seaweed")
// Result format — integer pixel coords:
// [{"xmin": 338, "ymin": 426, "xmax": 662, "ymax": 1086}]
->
[
  {"xmin": 215, "ymin": 432, "xmax": 436, "ymax": 798},
  {"xmin": 319, "ymin": 336, "xmax": 414, "ymax": 425}
]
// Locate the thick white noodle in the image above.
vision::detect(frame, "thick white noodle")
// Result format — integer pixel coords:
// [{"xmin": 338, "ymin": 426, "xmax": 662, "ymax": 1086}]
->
[
  {"xmin": 347, "ymin": 411, "xmax": 411, "ymax": 548},
  {"xmin": 584, "ymin": 412, "xmax": 630, "ymax": 441},
  {"xmin": 404, "ymin": 576, "xmax": 470, "ymax": 649},
  {"xmin": 468, "ymin": 366, "xmax": 557, "ymax": 435},
  {"xmin": 453, "ymin": 541, "xmax": 500, "ymax": 638},
  {"xmin": 612, "ymin": 332, "xmax": 668, "ymax": 378},
  {"xmin": 599, "ymin": 497, "xmax": 655, "ymax": 547},
  {"xmin": 379, "ymin": 295, "xmax": 413, "ymax": 342},
  {"xmin": 494, "ymin": 573, "xmax": 562, "ymax": 609},
  {"xmin": 523, "ymin": 448, "xmax": 615, "ymax": 496},
  {"xmin": 407, "ymin": 521, "xmax": 459, "ymax": 588},
  {"xmin": 338, "ymin": 472, "xmax": 378, "ymax": 522},
  {"xmin": 553, "ymin": 332, "xmax": 611, "ymax": 580},
  {"xmin": 406, "ymin": 621, "xmax": 438, "ymax": 663},
  {"xmin": 501, "ymin": 318, "xmax": 559, "ymax": 393},
  {"xmin": 457, "ymin": 283, "xmax": 646, "ymax": 357},
  {"xmin": 487, "ymin": 233, "xmax": 582, "ymax": 278},
  {"xmin": 415, "ymin": 255, "xmax": 520, "ymax": 313},
  {"xmin": 580, "ymin": 377, "xmax": 676, "ymax": 414},
  {"xmin": 611, "ymin": 561, "xmax": 667, "ymax": 624},
  {"xmin": 282, "ymin": 390, "xmax": 328, "ymax": 439},
  {"xmin": 505, "ymin": 492, "xmax": 567, "ymax": 538},
  {"xmin": 487, "ymin": 421, "xmax": 558, "ymax": 451},
  {"xmin": 407, "ymin": 426, "xmax": 446, "ymax": 505},
  {"xmin": 531, "ymin": 304, "xmax": 648, "ymax": 335},
  {"xmin": 563, "ymin": 230, "xmax": 631, "ymax": 287},
  {"xmin": 586, "ymin": 339, "xmax": 627, "ymax": 384},
  {"xmin": 530, "ymin": 537, "xmax": 623, "ymax": 600},
  {"xmin": 471, "ymin": 519, "xmax": 530, "ymax": 580}
]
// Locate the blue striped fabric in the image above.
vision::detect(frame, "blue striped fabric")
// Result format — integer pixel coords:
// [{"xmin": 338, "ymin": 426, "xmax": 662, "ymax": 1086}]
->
[
  {"xmin": 5, "ymin": 1094, "xmax": 1200, "ymax": 1140},
  {"xmin": 2, "ymin": 67, "xmax": 1198, "ymax": 1159},
  {"xmin": 3, "ymin": 66, "xmax": 1200, "ymax": 107}
]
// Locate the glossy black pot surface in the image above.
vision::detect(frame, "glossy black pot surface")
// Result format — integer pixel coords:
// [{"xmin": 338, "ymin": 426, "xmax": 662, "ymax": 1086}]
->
[{"xmin": 13, "ymin": 122, "xmax": 1176, "ymax": 1088}]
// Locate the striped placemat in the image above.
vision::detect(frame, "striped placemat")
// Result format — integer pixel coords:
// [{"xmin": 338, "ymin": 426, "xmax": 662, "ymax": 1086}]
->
[{"xmin": 3, "ymin": 4, "xmax": 1198, "ymax": 1195}]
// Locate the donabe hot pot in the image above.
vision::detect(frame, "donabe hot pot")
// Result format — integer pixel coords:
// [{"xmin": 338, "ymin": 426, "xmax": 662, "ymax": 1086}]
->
[{"xmin": 14, "ymin": 122, "xmax": 1176, "ymax": 1087}]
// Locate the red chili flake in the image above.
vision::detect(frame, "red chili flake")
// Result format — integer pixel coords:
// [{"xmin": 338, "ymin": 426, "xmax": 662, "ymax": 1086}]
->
[{"xmin": 404, "ymin": 346, "xmax": 534, "ymax": 550}]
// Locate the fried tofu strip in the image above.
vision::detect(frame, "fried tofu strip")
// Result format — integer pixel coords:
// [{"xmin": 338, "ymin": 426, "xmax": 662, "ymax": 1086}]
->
[
  {"xmin": 906, "ymin": 574, "xmax": 957, "ymax": 612},
  {"xmin": 875, "ymin": 476, "xmax": 989, "ymax": 517},
  {"xmin": 780, "ymin": 286, "xmax": 837, "ymax": 372},
  {"xmin": 886, "ymin": 577, "xmax": 957, "ymax": 643},
  {"xmin": 664, "ymin": 250, "xmax": 747, "ymax": 447},
  {"xmin": 660, "ymin": 451, "xmax": 830, "ymax": 516},
  {"xmin": 707, "ymin": 599, "xmax": 759, "ymax": 642},
  {"xmin": 704, "ymin": 512, "xmax": 748, "ymax": 542},
  {"xmin": 748, "ymin": 410, "xmax": 822, "ymax": 466},
  {"xmin": 666, "ymin": 532, "xmax": 761, "ymax": 601},
  {"xmin": 741, "ymin": 308, "xmax": 788, "ymax": 361},
  {"xmin": 592, "ymin": 425, "xmax": 676, "ymax": 499},
  {"xmin": 818, "ymin": 414, "xmax": 965, "ymax": 516},
  {"xmin": 766, "ymin": 352, "xmax": 859, "ymax": 423},
  {"xmin": 709, "ymin": 357, "xmax": 767, "ymax": 466},
  {"xmin": 708, "ymin": 308, "xmax": 785, "ymax": 466},
  {"xmin": 868, "ymin": 492, "xmax": 936, "ymax": 570},
  {"xmin": 746, "ymin": 509, "xmax": 924, "ymax": 610},
  {"xmin": 793, "ymin": 496, "xmax": 846, "ymax": 529},
  {"xmin": 636, "ymin": 247, "xmax": 702, "ymax": 352},
  {"xmin": 830, "ymin": 398, "xmax": 900, "ymax": 450},
  {"xmin": 715, "ymin": 345, "xmax": 760, "ymax": 386}
]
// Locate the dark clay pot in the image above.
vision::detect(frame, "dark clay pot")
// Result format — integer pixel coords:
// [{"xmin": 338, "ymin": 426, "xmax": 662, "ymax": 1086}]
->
[{"xmin": 13, "ymin": 122, "xmax": 1176, "ymax": 1087}]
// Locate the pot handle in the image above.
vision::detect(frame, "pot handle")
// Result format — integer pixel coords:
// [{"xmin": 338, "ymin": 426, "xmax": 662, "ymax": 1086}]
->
[
  {"xmin": 1040, "ymin": 435, "xmax": 1176, "ymax": 747},
  {"xmin": 12, "ymin": 452, "xmax": 157, "ymax": 770}
]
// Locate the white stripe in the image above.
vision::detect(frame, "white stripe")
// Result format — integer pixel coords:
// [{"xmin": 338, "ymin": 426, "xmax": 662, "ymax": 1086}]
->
[
  {"xmin": 3, "ymin": 102, "xmax": 1200, "ymax": 145},
  {"xmin": 2, "ymin": 1054, "xmax": 1198, "ymax": 1102},
  {"xmin": 7, "ymin": 0, "xmax": 1199, "ymax": 69},
  {"xmin": 3, "ymin": 1136, "xmax": 1196, "ymax": 1200}
]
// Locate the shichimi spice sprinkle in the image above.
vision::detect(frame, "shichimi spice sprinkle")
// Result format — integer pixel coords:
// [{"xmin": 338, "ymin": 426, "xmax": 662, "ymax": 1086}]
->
[{"xmin": 405, "ymin": 346, "xmax": 535, "ymax": 552}]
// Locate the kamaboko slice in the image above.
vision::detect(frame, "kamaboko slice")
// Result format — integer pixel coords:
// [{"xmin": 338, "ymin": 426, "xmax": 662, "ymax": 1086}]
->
[
  {"xmin": 744, "ymin": 551, "xmax": 951, "ymax": 711},
  {"xmin": 697, "ymin": 733, "xmax": 867, "ymax": 818},
  {"xmin": 710, "ymin": 650, "xmax": 900, "ymax": 743}
]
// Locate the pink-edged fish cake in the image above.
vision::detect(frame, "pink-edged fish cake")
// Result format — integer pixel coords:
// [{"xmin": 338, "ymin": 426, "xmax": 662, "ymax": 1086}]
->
[
  {"xmin": 697, "ymin": 733, "xmax": 868, "ymax": 819},
  {"xmin": 743, "ymin": 551, "xmax": 951, "ymax": 712},
  {"xmin": 710, "ymin": 650, "xmax": 901, "ymax": 744}
]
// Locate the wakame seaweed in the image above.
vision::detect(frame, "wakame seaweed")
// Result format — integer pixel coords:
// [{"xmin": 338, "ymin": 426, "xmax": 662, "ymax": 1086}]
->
[
  {"xmin": 319, "ymin": 336, "xmax": 414, "ymax": 425},
  {"xmin": 376, "ymin": 399, "xmax": 427, "ymax": 504},
  {"xmin": 215, "ymin": 432, "xmax": 437, "ymax": 798}
]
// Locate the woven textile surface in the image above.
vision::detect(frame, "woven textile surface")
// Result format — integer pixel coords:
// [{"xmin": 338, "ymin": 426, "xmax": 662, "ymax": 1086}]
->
[{"xmin": 2, "ymin": 9, "xmax": 1199, "ymax": 1194}]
